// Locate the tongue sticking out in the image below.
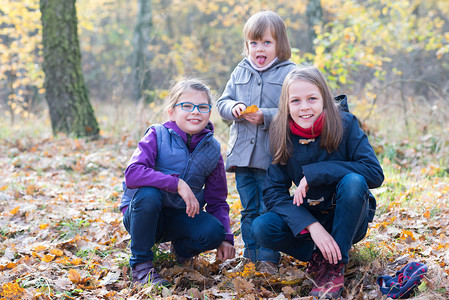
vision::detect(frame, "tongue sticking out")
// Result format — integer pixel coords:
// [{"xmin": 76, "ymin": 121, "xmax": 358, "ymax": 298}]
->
[{"xmin": 257, "ymin": 56, "xmax": 266, "ymax": 65}]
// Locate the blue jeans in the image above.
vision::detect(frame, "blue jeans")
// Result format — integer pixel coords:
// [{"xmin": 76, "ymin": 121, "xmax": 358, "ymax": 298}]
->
[
  {"xmin": 123, "ymin": 186, "xmax": 226, "ymax": 268},
  {"xmin": 235, "ymin": 167, "xmax": 280, "ymax": 263},
  {"xmin": 252, "ymin": 173, "xmax": 370, "ymax": 263}
]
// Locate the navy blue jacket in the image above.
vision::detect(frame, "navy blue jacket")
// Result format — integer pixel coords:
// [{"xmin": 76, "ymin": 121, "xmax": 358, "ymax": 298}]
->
[{"xmin": 263, "ymin": 108, "xmax": 384, "ymax": 237}]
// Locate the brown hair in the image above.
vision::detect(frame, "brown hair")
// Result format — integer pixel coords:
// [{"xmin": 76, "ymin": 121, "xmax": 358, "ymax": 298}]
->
[
  {"xmin": 242, "ymin": 11, "xmax": 291, "ymax": 61},
  {"xmin": 269, "ymin": 66, "xmax": 343, "ymax": 165},
  {"xmin": 166, "ymin": 78, "xmax": 213, "ymax": 109}
]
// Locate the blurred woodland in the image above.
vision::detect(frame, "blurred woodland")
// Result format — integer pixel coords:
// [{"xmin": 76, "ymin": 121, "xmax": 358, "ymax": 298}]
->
[
  {"xmin": 1, "ymin": 0, "xmax": 449, "ymax": 139},
  {"xmin": 1, "ymin": 0, "xmax": 449, "ymax": 299}
]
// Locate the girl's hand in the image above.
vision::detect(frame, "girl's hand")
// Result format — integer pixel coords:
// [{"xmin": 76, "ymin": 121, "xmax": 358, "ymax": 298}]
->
[
  {"xmin": 293, "ymin": 177, "xmax": 308, "ymax": 206},
  {"xmin": 242, "ymin": 110, "xmax": 264, "ymax": 125},
  {"xmin": 232, "ymin": 103, "xmax": 247, "ymax": 119},
  {"xmin": 307, "ymin": 222, "xmax": 342, "ymax": 264},
  {"xmin": 177, "ymin": 179, "xmax": 200, "ymax": 218},
  {"xmin": 216, "ymin": 241, "xmax": 236, "ymax": 261}
]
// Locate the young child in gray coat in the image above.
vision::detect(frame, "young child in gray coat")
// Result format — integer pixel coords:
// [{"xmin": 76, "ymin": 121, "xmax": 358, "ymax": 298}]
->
[{"xmin": 217, "ymin": 10, "xmax": 296, "ymax": 274}]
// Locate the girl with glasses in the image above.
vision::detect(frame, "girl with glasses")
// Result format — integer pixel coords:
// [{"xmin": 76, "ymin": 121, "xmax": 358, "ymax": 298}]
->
[{"xmin": 120, "ymin": 78, "xmax": 235, "ymax": 286}]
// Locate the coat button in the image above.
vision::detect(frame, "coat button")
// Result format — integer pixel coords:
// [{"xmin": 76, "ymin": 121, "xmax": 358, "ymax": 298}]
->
[
  {"xmin": 250, "ymin": 138, "xmax": 255, "ymax": 144},
  {"xmin": 257, "ymin": 79, "xmax": 261, "ymax": 85}
]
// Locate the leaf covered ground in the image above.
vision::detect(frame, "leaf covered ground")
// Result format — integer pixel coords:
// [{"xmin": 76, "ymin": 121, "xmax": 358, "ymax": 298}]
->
[{"xmin": 1, "ymin": 132, "xmax": 449, "ymax": 300}]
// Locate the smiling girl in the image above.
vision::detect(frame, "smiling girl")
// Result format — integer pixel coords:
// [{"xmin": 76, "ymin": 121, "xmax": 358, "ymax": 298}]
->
[
  {"xmin": 251, "ymin": 66, "xmax": 384, "ymax": 298},
  {"xmin": 121, "ymin": 78, "xmax": 235, "ymax": 286}
]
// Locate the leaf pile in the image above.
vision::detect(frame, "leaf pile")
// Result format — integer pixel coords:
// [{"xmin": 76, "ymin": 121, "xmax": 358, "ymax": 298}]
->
[{"xmin": 0, "ymin": 135, "xmax": 448, "ymax": 299}]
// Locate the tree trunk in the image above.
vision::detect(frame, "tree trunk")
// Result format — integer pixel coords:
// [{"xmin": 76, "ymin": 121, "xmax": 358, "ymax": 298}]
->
[
  {"xmin": 40, "ymin": 0, "xmax": 99, "ymax": 138},
  {"xmin": 306, "ymin": 0, "xmax": 323, "ymax": 53},
  {"xmin": 131, "ymin": 0, "xmax": 153, "ymax": 102}
]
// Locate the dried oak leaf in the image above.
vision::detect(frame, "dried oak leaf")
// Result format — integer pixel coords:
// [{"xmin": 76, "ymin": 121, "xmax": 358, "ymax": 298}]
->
[{"xmin": 232, "ymin": 277, "xmax": 255, "ymax": 294}]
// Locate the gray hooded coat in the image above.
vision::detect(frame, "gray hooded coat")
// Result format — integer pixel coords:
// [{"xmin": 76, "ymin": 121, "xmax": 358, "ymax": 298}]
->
[{"xmin": 217, "ymin": 58, "xmax": 296, "ymax": 171}]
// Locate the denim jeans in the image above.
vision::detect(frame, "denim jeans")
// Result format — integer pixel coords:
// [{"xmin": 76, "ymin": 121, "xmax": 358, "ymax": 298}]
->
[
  {"xmin": 123, "ymin": 186, "xmax": 226, "ymax": 268},
  {"xmin": 235, "ymin": 167, "xmax": 280, "ymax": 263},
  {"xmin": 252, "ymin": 173, "xmax": 370, "ymax": 263}
]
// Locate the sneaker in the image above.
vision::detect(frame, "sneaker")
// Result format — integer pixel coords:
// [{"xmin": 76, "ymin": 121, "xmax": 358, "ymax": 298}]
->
[
  {"xmin": 132, "ymin": 261, "xmax": 170, "ymax": 287},
  {"xmin": 309, "ymin": 262, "xmax": 345, "ymax": 299},
  {"xmin": 170, "ymin": 242, "xmax": 193, "ymax": 264},
  {"xmin": 306, "ymin": 251, "xmax": 326, "ymax": 277},
  {"xmin": 256, "ymin": 260, "xmax": 278, "ymax": 275}
]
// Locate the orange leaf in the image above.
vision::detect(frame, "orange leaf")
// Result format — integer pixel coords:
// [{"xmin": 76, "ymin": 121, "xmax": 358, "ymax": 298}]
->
[
  {"xmin": 0, "ymin": 262, "xmax": 17, "ymax": 271},
  {"xmin": 42, "ymin": 254, "xmax": 55, "ymax": 262},
  {"xmin": 39, "ymin": 223, "xmax": 49, "ymax": 229},
  {"xmin": 50, "ymin": 249, "xmax": 64, "ymax": 256},
  {"xmin": 71, "ymin": 257, "xmax": 83, "ymax": 265},
  {"xmin": 25, "ymin": 184, "xmax": 38, "ymax": 195},
  {"xmin": 0, "ymin": 282, "xmax": 25, "ymax": 298},
  {"xmin": 10, "ymin": 206, "xmax": 20, "ymax": 215},
  {"xmin": 68, "ymin": 269, "xmax": 81, "ymax": 283},
  {"xmin": 423, "ymin": 210, "xmax": 430, "ymax": 218},
  {"xmin": 32, "ymin": 245, "xmax": 47, "ymax": 252},
  {"xmin": 242, "ymin": 105, "xmax": 259, "ymax": 114}
]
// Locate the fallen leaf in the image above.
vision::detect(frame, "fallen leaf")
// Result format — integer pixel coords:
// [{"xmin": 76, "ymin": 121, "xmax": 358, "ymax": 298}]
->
[
  {"xmin": 68, "ymin": 269, "xmax": 81, "ymax": 283},
  {"xmin": 232, "ymin": 277, "xmax": 255, "ymax": 294}
]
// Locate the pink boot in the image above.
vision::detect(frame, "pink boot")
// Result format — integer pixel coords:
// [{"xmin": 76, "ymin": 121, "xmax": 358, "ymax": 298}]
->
[{"xmin": 309, "ymin": 262, "xmax": 345, "ymax": 299}]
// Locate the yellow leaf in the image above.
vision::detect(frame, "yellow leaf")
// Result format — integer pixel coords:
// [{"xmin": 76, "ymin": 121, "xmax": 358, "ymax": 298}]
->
[
  {"xmin": 241, "ymin": 262, "xmax": 256, "ymax": 277},
  {"xmin": 230, "ymin": 200, "xmax": 242, "ymax": 211},
  {"xmin": 32, "ymin": 245, "xmax": 47, "ymax": 252},
  {"xmin": 315, "ymin": 45, "xmax": 325, "ymax": 55},
  {"xmin": 39, "ymin": 223, "xmax": 49, "ymax": 229},
  {"xmin": 10, "ymin": 206, "xmax": 20, "ymax": 215},
  {"xmin": 42, "ymin": 254, "xmax": 55, "ymax": 262}
]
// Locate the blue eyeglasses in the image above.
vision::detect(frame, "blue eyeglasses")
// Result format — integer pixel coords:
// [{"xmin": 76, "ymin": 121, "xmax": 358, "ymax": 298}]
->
[{"xmin": 174, "ymin": 102, "xmax": 212, "ymax": 113}]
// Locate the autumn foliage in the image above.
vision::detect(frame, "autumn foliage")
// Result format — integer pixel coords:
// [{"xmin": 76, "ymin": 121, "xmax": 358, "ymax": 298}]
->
[
  {"xmin": 1, "ymin": 106, "xmax": 449, "ymax": 299},
  {"xmin": 1, "ymin": 0, "xmax": 449, "ymax": 298}
]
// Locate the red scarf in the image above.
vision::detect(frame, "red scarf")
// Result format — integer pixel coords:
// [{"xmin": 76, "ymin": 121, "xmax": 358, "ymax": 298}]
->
[{"xmin": 289, "ymin": 112, "xmax": 325, "ymax": 139}]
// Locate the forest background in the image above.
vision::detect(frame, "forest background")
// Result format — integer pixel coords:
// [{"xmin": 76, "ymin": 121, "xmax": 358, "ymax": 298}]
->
[{"xmin": 1, "ymin": 0, "xmax": 449, "ymax": 299}]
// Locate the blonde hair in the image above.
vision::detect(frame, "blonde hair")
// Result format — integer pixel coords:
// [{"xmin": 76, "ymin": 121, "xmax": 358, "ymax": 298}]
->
[
  {"xmin": 270, "ymin": 66, "xmax": 343, "ymax": 165},
  {"xmin": 242, "ymin": 11, "xmax": 291, "ymax": 61},
  {"xmin": 166, "ymin": 78, "xmax": 213, "ymax": 109}
]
